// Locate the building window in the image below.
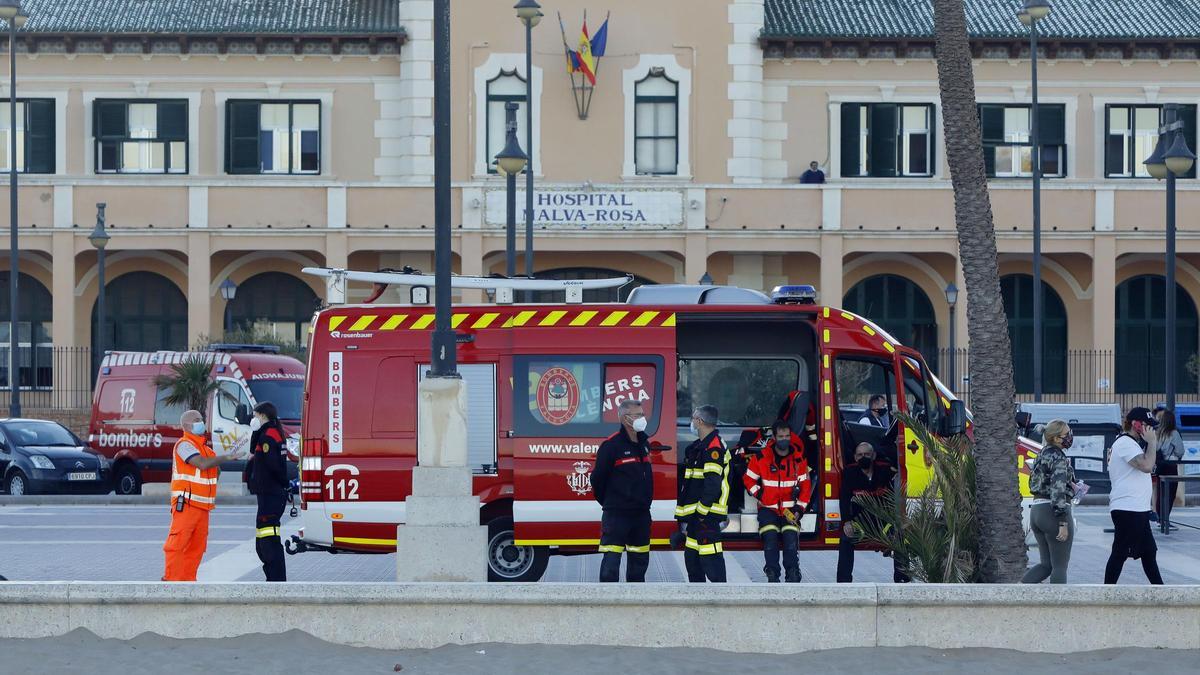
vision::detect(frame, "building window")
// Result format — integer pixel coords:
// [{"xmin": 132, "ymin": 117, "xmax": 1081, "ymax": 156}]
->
[
  {"xmin": 980, "ymin": 104, "xmax": 1066, "ymax": 178},
  {"xmin": 1000, "ymin": 274, "xmax": 1068, "ymax": 394},
  {"xmin": 634, "ymin": 71, "xmax": 679, "ymax": 175},
  {"xmin": 1105, "ymin": 104, "xmax": 1197, "ymax": 179},
  {"xmin": 94, "ymin": 100, "xmax": 188, "ymax": 174},
  {"xmin": 485, "ymin": 71, "xmax": 526, "ymax": 175},
  {"xmin": 229, "ymin": 272, "xmax": 319, "ymax": 347},
  {"xmin": 0, "ymin": 99, "xmax": 55, "ymax": 174},
  {"xmin": 840, "ymin": 103, "xmax": 935, "ymax": 178},
  {"xmin": 1115, "ymin": 275, "xmax": 1198, "ymax": 394},
  {"xmin": 0, "ymin": 273, "xmax": 52, "ymax": 390},
  {"xmin": 226, "ymin": 100, "xmax": 320, "ymax": 175},
  {"xmin": 843, "ymin": 274, "xmax": 938, "ymax": 372}
]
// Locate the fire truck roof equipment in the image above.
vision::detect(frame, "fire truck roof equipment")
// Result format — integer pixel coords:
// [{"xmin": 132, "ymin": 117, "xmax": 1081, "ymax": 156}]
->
[
  {"xmin": 625, "ymin": 284, "xmax": 772, "ymax": 306},
  {"xmin": 770, "ymin": 285, "xmax": 818, "ymax": 305},
  {"xmin": 302, "ymin": 267, "xmax": 632, "ymax": 304}
]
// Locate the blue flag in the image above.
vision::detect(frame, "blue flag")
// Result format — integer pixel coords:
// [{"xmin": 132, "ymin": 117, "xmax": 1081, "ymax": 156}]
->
[{"xmin": 590, "ymin": 18, "xmax": 608, "ymax": 58}]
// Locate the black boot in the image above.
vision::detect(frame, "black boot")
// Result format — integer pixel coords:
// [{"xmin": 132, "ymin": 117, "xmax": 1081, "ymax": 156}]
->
[
  {"xmin": 764, "ymin": 566, "xmax": 781, "ymax": 583},
  {"xmin": 784, "ymin": 566, "xmax": 801, "ymax": 583}
]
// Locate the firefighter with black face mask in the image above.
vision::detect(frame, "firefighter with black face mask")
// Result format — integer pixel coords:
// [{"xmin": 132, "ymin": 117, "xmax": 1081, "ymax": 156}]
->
[
  {"xmin": 674, "ymin": 405, "xmax": 730, "ymax": 583},
  {"xmin": 744, "ymin": 419, "xmax": 811, "ymax": 582}
]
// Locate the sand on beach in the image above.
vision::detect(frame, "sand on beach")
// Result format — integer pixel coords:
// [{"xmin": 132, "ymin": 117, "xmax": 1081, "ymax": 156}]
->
[{"xmin": 2, "ymin": 629, "xmax": 1197, "ymax": 675}]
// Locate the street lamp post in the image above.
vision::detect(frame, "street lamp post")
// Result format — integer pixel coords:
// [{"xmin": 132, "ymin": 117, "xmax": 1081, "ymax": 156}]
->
[
  {"xmin": 945, "ymin": 282, "xmax": 959, "ymax": 395},
  {"xmin": 2, "ymin": 1, "xmax": 25, "ymax": 415},
  {"xmin": 1144, "ymin": 103, "xmax": 1196, "ymax": 412},
  {"xmin": 515, "ymin": 0, "xmax": 541, "ymax": 300},
  {"xmin": 219, "ymin": 278, "xmax": 237, "ymax": 335},
  {"xmin": 88, "ymin": 204, "xmax": 110, "ymax": 369},
  {"xmin": 1019, "ymin": 0, "xmax": 1051, "ymax": 403},
  {"xmin": 430, "ymin": 0, "xmax": 456, "ymax": 377},
  {"xmin": 495, "ymin": 101, "xmax": 528, "ymax": 279}
]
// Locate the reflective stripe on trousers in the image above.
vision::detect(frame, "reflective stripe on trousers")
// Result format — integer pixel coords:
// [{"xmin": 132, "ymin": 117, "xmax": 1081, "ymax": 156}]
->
[
  {"xmin": 256, "ymin": 526, "xmax": 280, "ymax": 539},
  {"xmin": 685, "ymin": 537, "xmax": 724, "ymax": 555}
]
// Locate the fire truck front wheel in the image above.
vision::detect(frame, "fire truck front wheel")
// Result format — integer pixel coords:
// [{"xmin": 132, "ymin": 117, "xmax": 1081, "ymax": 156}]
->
[{"xmin": 486, "ymin": 516, "xmax": 549, "ymax": 582}]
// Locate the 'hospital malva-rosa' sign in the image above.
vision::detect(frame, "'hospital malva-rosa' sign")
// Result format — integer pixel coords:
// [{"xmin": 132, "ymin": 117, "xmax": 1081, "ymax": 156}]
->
[{"xmin": 485, "ymin": 189, "xmax": 684, "ymax": 228}]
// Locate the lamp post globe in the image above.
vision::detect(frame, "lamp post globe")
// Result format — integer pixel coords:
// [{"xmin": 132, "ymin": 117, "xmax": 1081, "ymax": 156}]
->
[
  {"xmin": 1024, "ymin": 0, "xmax": 1051, "ymax": 21},
  {"xmin": 944, "ymin": 282, "xmax": 959, "ymax": 307},
  {"xmin": 220, "ymin": 278, "xmax": 237, "ymax": 301},
  {"xmin": 0, "ymin": 1, "xmax": 20, "ymax": 21},
  {"xmin": 514, "ymin": 0, "xmax": 542, "ymax": 26},
  {"xmin": 1164, "ymin": 134, "xmax": 1196, "ymax": 176},
  {"xmin": 1144, "ymin": 135, "xmax": 1169, "ymax": 180},
  {"xmin": 495, "ymin": 136, "xmax": 528, "ymax": 176},
  {"xmin": 1016, "ymin": 9, "xmax": 1032, "ymax": 26}
]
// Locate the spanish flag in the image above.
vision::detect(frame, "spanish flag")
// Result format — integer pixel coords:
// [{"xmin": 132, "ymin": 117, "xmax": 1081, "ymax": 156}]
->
[{"xmin": 576, "ymin": 21, "xmax": 597, "ymax": 86}]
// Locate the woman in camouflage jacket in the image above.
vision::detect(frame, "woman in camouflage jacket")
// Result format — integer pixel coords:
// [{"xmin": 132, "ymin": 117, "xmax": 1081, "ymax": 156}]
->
[{"xmin": 1022, "ymin": 419, "xmax": 1077, "ymax": 584}]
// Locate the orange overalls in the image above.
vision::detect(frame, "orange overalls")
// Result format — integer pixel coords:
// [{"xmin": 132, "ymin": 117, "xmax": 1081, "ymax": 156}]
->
[{"xmin": 162, "ymin": 432, "xmax": 218, "ymax": 581}]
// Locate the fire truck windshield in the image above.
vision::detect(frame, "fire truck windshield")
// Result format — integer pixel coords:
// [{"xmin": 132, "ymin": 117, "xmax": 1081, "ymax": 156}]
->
[{"xmin": 249, "ymin": 379, "xmax": 304, "ymax": 421}]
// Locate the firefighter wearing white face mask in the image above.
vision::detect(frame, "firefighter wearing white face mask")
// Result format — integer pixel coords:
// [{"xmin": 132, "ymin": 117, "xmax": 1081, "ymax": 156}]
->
[{"xmin": 590, "ymin": 399, "xmax": 655, "ymax": 582}]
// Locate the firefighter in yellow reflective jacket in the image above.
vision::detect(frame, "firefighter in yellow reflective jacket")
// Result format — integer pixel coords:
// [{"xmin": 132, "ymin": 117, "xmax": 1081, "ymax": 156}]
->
[{"xmin": 674, "ymin": 405, "xmax": 730, "ymax": 582}]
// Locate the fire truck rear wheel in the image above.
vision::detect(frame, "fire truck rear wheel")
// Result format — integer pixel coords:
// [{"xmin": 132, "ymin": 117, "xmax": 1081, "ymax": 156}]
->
[
  {"xmin": 113, "ymin": 463, "xmax": 142, "ymax": 496},
  {"xmin": 486, "ymin": 516, "xmax": 548, "ymax": 582}
]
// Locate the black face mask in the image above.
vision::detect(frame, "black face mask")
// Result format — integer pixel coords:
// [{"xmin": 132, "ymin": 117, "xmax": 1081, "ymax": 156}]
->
[
  {"xmin": 774, "ymin": 440, "xmax": 790, "ymax": 455},
  {"xmin": 857, "ymin": 456, "xmax": 873, "ymax": 470}
]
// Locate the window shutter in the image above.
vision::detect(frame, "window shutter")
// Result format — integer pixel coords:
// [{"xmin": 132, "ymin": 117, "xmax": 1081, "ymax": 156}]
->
[
  {"xmin": 25, "ymin": 100, "xmax": 55, "ymax": 174},
  {"xmin": 94, "ymin": 100, "xmax": 127, "ymax": 139},
  {"xmin": 979, "ymin": 104, "xmax": 1005, "ymax": 144},
  {"xmin": 226, "ymin": 100, "xmax": 261, "ymax": 174},
  {"xmin": 1180, "ymin": 104, "xmax": 1197, "ymax": 179},
  {"xmin": 1037, "ymin": 104, "xmax": 1065, "ymax": 146},
  {"xmin": 157, "ymin": 101, "xmax": 188, "ymax": 141},
  {"xmin": 869, "ymin": 103, "xmax": 898, "ymax": 177},
  {"xmin": 840, "ymin": 103, "xmax": 860, "ymax": 177},
  {"xmin": 983, "ymin": 145, "xmax": 996, "ymax": 177}
]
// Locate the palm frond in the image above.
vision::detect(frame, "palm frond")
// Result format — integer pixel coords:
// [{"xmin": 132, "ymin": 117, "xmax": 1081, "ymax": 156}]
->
[
  {"xmin": 849, "ymin": 412, "xmax": 980, "ymax": 583},
  {"xmin": 151, "ymin": 354, "xmax": 222, "ymax": 418}
]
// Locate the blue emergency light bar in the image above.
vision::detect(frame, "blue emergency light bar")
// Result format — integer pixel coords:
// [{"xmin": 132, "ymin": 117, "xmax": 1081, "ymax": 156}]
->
[{"xmin": 771, "ymin": 285, "xmax": 818, "ymax": 305}]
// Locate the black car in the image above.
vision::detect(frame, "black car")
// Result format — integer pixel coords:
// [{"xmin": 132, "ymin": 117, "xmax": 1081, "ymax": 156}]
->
[{"xmin": 0, "ymin": 419, "xmax": 111, "ymax": 495}]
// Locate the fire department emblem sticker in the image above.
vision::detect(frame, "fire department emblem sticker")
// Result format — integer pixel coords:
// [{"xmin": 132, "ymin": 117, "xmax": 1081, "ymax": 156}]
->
[
  {"xmin": 536, "ymin": 367, "xmax": 580, "ymax": 426},
  {"xmin": 567, "ymin": 461, "xmax": 592, "ymax": 496}
]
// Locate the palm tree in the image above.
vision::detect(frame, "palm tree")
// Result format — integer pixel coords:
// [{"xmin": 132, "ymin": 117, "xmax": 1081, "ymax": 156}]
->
[
  {"xmin": 931, "ymin": 0, "xmax": 1027, "ymax": 581},
  {"xmin": 153, "ymin": 354, "xmax": 220, "ymax": 418}
]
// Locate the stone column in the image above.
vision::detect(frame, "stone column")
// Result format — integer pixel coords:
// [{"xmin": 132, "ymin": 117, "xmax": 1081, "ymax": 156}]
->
[
  {"xmin": 1092, "ymin": 236, "xmax": 1117, "ymax": 398},
  {"xmin": 396, "ymin": 375, "xmax": 487, "ymax": 581},
  {"xmin": 818, "ymin": 233, "xmax": 843, "ymax": 306},
  {"xmin": 186, "ymin": 232, "xmax": 211, "ymax": 347}
]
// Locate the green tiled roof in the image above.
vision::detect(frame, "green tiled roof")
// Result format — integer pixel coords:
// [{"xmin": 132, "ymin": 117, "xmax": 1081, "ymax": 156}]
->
[
  {"xmin": 19, "ymin": 0, "xmax": 400, "ymax": 34},
  {"xmin": 764, "ymin": 0, "xmax": 1200, "ymax": 41}
]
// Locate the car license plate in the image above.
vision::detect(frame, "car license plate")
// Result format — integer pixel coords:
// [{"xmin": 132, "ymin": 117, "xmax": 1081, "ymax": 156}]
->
[{"xmin": 68, "ymin": 472, "xmax": 97, "ymax": 481}]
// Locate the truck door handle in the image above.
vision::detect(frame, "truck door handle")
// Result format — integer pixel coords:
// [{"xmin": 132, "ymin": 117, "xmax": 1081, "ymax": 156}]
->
[{"xmin": 215, "ymin": 428, "xmax": 226, "ymax": 434}]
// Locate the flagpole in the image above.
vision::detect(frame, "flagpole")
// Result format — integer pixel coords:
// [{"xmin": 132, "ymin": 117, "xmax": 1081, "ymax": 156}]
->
[{"xmin": 559, "ymin": 11, "xmax": 586, "ymax": 119}]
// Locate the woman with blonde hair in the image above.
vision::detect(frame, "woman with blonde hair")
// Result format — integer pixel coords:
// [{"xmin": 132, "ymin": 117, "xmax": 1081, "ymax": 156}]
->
[{"xmin": 1022, "ymin": 419, "xmax": 1077, "ymax": 584}]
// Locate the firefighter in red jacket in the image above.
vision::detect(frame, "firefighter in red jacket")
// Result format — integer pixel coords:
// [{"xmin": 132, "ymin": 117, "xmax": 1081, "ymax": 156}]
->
[{"xmin": 743, "ymin": 419, "xmax": 811, "ymax": 582}]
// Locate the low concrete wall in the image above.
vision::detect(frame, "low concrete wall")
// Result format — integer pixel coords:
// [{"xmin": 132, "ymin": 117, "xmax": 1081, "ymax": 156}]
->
[{"xmin": 1, "ymin": 583, "xmax": 1197, "ymax": 653}]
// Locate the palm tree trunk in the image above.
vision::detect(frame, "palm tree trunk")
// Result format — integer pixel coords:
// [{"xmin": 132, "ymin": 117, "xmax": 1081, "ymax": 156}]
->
[{"xmin": 931, "ymin": 0, "xmax": 1027, "ymax": 582}]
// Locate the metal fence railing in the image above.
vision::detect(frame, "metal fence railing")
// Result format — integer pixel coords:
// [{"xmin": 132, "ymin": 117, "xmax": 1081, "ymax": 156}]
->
[
  {"xmin": 935, "ymin": 348, "xmax": 1199, "ymax": 410},
  {"xmin": 0, "ymin": 346, "xmax": 93, "ymax": 411}
]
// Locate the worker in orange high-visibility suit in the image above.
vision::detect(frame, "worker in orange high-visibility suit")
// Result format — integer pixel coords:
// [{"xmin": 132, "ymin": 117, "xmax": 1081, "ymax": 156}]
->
[{"xmin": 162, "ymin": 409, "xmax": 242, "ymax": 581}]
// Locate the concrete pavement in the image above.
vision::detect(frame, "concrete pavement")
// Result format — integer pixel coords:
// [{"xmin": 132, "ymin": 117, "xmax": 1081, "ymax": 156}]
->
[{"xmin": 1, "ymin": 504, "xmax": 1198, "ymax": 583}]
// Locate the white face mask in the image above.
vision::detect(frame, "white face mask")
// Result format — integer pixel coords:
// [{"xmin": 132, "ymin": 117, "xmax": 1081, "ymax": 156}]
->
[
  {"xmin": 690, "ymin": 421, "xmax": 700, "ymax": 437},
  {"xmin": 249, "ymin": 417, "xmax": 263, "ymax": 431},
  {"xmin": 631, "ymin": 417, "xmax": 648, "ymax": 433}
]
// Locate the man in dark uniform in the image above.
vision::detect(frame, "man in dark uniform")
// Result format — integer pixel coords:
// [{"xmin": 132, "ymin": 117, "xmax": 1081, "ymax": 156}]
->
[
  {"xmin": 248, "ymin": 401, "xmax": 289, "ymax": 582},
  {"xmin": 837, "ymin": 442, "xmax": 906, "ymax": 583},
  {"xmin": 590, "ymin": 399, "xmax": 655, "ymax": 582},
  {"xmin": 675, "ymin": 404, "xmax": 730, "ymax": 583}
]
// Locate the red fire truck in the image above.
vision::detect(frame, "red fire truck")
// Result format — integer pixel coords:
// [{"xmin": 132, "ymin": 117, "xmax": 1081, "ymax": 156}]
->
[{"xmin": 290, "ymin": 270, "xmax": 990, "ymax": 582}]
